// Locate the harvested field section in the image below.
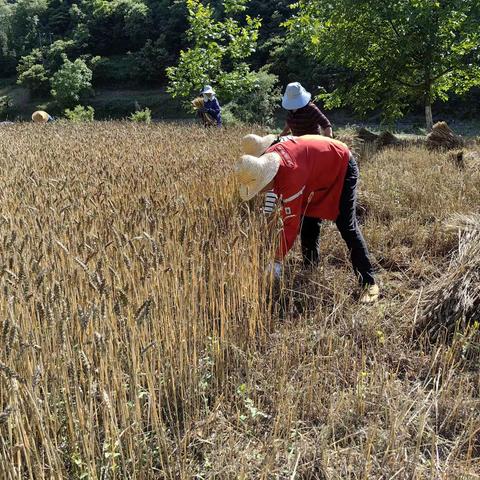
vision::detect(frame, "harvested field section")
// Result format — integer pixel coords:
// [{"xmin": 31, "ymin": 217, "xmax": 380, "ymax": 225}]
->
[{"xmin": 0, "ymin": 124, "xmax": 479, "ymax": 479}]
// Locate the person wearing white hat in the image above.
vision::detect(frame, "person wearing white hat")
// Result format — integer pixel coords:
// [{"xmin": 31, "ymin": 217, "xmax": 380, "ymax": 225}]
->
[
  {"xmin": 198, "ymin": 85, "xmax": 222, "ymax": 127},
  {"xmin": 236, "ymin": 134, "xmax": 379, "ymax": 304},
  {"xmin": 280, "ymin": 82, "xmax": 332, "ymax": 138}
]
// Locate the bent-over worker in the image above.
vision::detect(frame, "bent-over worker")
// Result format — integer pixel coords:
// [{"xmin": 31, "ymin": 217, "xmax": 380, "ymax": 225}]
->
[{"xmin": 236, "ymin": 134, "xmax": 379, "ymax": 304}]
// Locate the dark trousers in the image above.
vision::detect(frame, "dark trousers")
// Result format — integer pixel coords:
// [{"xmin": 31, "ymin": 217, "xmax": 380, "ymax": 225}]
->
[{"xmin": 300, "ymin": 156, "xmax": 376, "ymax": 286}]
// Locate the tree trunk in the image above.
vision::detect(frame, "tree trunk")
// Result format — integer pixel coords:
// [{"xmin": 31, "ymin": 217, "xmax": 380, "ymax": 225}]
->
[{"xmin": 425, "ymin": 103, "xmax": 433, "ymax": 132}]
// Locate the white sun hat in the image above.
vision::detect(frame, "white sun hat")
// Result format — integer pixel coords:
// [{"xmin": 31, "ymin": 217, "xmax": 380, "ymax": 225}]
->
[
  {"xmin": 281, "ymin": 82, "xmax": 311, "ymax": 110},
  {"xmin": 241, "ymin": 133, "xmax": 276, "ymax": 157},
  {"xmin": 200, "ymin": 85, "xmax": 215, "ymax": 95},
  {"xmin": 235, "ymin": 152, "xmax": 281, "ymax": 201}
]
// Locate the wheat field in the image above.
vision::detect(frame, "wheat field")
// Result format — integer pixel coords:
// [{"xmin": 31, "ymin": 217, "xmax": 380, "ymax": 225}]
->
[{"xmin": 0, "ymin": 123, "xmax": 479, "ymax": 479}]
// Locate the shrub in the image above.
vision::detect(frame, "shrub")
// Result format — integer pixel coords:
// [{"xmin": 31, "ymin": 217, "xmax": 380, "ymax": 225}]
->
[
  {"xmin": 94, "ymin": 54, "xmax": 138, "ymax": 86},
  {"xmin": 129, "ymin": 107, "xmax": 151, "ymax": 123},
  {"xmin": 51, "ymin": 56, "xmax": 93, "ymax": 108},
  {"xmin": 224, "ymin": 70, "xmax": 280, "ymax": 126},
  {"xmin": 132, "ymin": 38, "xmax": 171, "ymax": 84},
  {"xmin": 17, "ymin": 49, "xmax": 50, "ymax": 96},
  {"xmin": 220, "ymin": 105, "xmax": 243, "ymax": 127},
  {"xmin": 64, "ymin": 105, "xmax": 95, "ymax": 122},
  {"xmin": 0, "ymin": 95, "xmax": 13, "ymax": 118}
]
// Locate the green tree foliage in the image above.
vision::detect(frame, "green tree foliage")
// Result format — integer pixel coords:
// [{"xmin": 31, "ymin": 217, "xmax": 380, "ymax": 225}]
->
[
  {"xmin": 132, "ymin": 37, "xmax": 172, "ymax": 83},
  {"xmin": 1, "ymin": 0, "xmax": 479, "ymax": 121},
  {"xmin": 7, "ymin": 0, "xmax": 49, "ymax": 56},
  {"xmin": 222, "ymin": 70, "xmax": 279, "ymax": 125},
  {"xmin": 80, "ymin": 0, "xmax": 151, "ymax": 54},
  {"xmin": 287, "ymin": 0, "xmax": 480, "ymax": 128},
  {"xmin": 166, "ymin": 0, "xmax": 262, "ymax": 102},
  {"xmin": 51, "ymin": 56, "xmax": 93, "ymax": 107},
  {"xmin": 16, "ymin": 48, "xmax": 50, "ymax": 95},
  {"xmin": 17, "ymin": 40, "xmax": 86, "ymax": 96}
]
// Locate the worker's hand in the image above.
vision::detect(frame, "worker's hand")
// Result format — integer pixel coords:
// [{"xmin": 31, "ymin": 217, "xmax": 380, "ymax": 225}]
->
[{"xmin": 265, "ymin": 260, "xmax": 283, "ymax": 280}]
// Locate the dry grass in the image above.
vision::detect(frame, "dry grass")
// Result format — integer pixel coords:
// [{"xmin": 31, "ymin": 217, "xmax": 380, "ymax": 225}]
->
[{"xmin": 0, "ymin": 123, "xmax": 479, "ymax": 479}]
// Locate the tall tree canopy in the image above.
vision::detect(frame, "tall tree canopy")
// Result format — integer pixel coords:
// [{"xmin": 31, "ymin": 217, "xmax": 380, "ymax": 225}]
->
[{"xmin": 287, "ymin": 0, "xmax": 480, "ymax": 128}]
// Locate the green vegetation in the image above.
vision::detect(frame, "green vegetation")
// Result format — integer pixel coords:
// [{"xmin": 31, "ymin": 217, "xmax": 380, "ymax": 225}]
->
[
  {"xmin": 129, "ymin": 106, "xmax": 152, "ymax": 123},
  {"xmin": 0, "ymin": 0, "xmax": 478, "ymax": 125},
  {"xmin": 64, "ymin": 104, "xmax": 95, "ymax": 122},
  {"xmin": 166, "ymin": 0, "xmax": 279, "ymax": 125},
  {"xmin": 287, "ymin": 0, "xmax": 480, "ymax": 129},
  {"xmin": 51, "ymin": 56, "xmax": 94, "ymax": 108}
]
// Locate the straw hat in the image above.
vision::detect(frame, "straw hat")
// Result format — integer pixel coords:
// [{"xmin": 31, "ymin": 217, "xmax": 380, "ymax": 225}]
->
[
  {"xmin": 241, "ymin": 134, "xmax": 276, "ymax": 157},
  {"xmin": 32, "ymin": 111, "xmax": 50, "ymax": 123},
  {"xmin": 200, "ymin": 85, "xmax": 215, "ymax": 95},
  {"xmin": 235, "ymin": 152, "xmax": 281, "ymax": 201},
  {"xmin": 281, "ymin": 82, "xmax": 311, "ymax": 110}
]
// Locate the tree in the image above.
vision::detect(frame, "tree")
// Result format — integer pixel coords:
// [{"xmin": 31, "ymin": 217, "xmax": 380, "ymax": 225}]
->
[
  {"xmin": 51, "ymin": 55, "xmax": 93, "ymax": 107},
  {"xmin": 80, "ymin": 0, "xmax": 151, "ymax": 55},
  {"xmin": 17, "ymin": 48, "xmax": 50, "ymax": 96},
  {"xmin": 166, "ymin": 0, "xmax": 263, "ymax": 103},
  {"xmin": 7, "ymin": 0, "xmax": 49, "ymax": 56},
  {"xmin": 287, "ymin": 0, "xmax": 480, "ymax": 129}
]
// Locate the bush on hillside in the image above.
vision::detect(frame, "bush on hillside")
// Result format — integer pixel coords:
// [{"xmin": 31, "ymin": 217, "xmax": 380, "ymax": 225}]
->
[
  {"xmin": 64, "ymin": 105, "xmax": 95, "ymax": 122},
  {"xmin": 51, "ymin": 56, "xmax": 93, "ymax": 108},
  {"xmin": 94, "ymin": 55, "xmax": 138, "ymax": 86},
  {"xmin": 16, "ymin": 49, "xmax": 50, "ymax": 96},
  {"xmin": 223, "ymin": 70, "xmax": 280, "ymax": 126},
  {"xmin": 129, "ymin": 107, "xmax": 151, "ymax": 123},
  {"xmin": 132, "ymin": 38, "xmax": 171, "ymax": 84}
]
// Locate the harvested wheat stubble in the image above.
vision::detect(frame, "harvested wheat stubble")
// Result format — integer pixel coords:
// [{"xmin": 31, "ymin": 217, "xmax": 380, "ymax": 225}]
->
[
  {"xmin": 416, "ymin": 214, "xmax": 480, "ymax": 340},
  {"xmin": 0, "ymin": 124, "xmax": 479, "ymax": 479}
]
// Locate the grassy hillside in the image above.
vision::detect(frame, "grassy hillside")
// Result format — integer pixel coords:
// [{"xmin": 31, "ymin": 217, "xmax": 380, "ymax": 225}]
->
[
  {"xmin": 0, "ymin": 79, "xmax": 186, "ymax": 121},
  {"xmin": 2, "ymin": 79, "xmax": 480, "ymax": 136},
  {"xmin": 0, "ymin": 123, "xmax": 479, "ymax": 478}
]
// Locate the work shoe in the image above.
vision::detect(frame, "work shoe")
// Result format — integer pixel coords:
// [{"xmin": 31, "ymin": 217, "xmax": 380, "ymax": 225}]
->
[{"xmin": 359, "ymin": 284, "xmax": 380, "ymax": 304}]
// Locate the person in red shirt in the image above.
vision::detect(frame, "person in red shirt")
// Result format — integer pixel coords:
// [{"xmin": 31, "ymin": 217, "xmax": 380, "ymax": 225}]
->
[{"xmin": 236, "ymin": 135, "xmax": 379, "ymax": 303}]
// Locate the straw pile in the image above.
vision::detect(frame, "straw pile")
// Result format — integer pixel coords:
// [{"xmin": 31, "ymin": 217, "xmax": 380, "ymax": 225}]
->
[
  {"xmin": 416, "ymin": 214, "xmax": 480, "ymax": 340},
  {"xmin": 356, "ymin": 128, "xmax": 403, "ymax": 147},
  {"xmin": 426, "ymin": 121, "xmax": 464, "ymax": 150}
]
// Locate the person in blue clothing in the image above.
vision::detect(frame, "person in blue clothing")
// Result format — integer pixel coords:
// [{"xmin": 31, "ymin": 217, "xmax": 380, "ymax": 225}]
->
[{"xmin": 198, "ymin": 85, "xmax": 222, "ymax": 127}]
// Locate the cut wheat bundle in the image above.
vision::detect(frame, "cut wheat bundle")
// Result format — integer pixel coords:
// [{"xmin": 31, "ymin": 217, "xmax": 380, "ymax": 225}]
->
[
  {"xmin": 416, "ymin": 214, "xmax": 480, "ymax": 340},
  {"xmin": 353, "ymin": 128, "xmax": 409, "ymax": 159},
  {"xmin": 426, "ymin": 121, "xmax": 464, "ymax": 151},
  {"xmin": 191, "ymin": 96, "xmax": 216, "ymax": 126},
  {"xmin": 191, "ymin": 96, "xmax": 204, "ymax": 110}
]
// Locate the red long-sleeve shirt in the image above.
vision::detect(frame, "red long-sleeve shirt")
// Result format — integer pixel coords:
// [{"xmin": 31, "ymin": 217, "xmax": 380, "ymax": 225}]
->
[{"xmin": 266, "ymin": 136, "xmax": 350, "ymax": 259}]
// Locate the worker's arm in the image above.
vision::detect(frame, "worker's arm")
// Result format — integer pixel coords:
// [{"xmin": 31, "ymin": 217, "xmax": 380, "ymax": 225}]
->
[
  {"xmin": 280, "ymin": 123, "xmax": 291, "ymax": 136},
  {"xmin": 322, "ymin": 126, "xmax": 333, "ymax": 138},
  {"xmin": 205, "ymin": 98, "xmax": 221, "ymax": 119},
  {"xmin": 312, "ymin": 104, "xmax": 332, "ymax": 137},
  {"xmin": 262, "ymin": 191, "xmax": 278, "ymax": 214}
]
